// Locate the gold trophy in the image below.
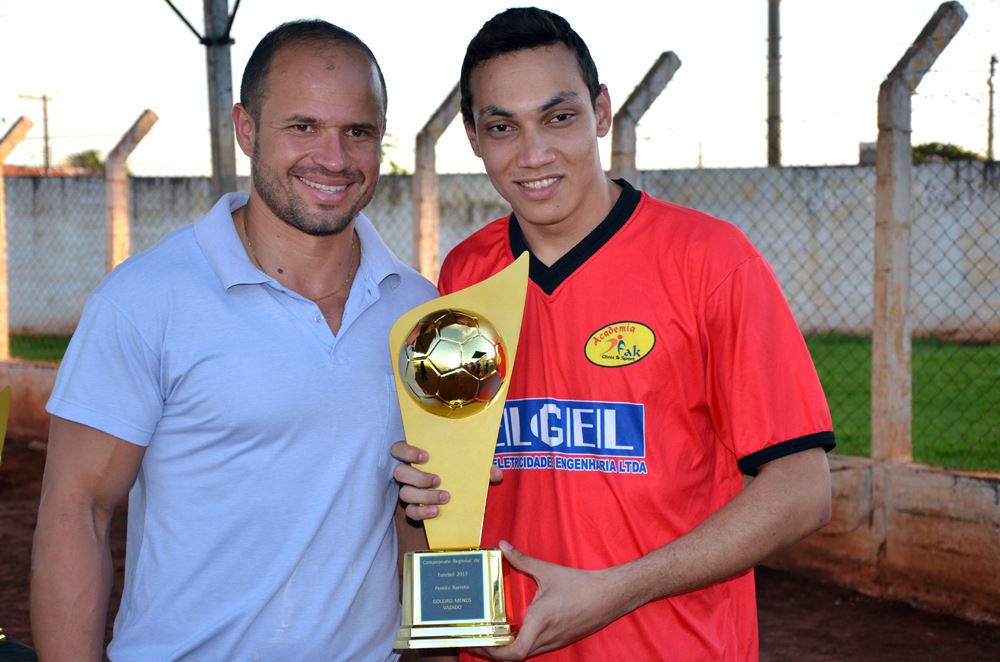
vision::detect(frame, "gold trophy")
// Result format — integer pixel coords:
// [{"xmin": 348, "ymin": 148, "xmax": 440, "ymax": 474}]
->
[{"xmin": 391, "ymin": 254, "xmax": 528, "ymax": 649}]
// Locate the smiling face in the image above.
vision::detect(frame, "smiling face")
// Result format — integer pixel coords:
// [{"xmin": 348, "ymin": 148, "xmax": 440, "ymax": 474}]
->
[
  {"xmin": 233, "ymin": 42, "xmax": 385, "ymax": 236},
  {"xmin": 465, "ymin": 44, "xmax": 612, "ymax": 239}
]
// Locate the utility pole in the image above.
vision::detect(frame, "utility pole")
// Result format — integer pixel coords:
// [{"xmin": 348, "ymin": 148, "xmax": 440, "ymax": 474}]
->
[
  {"xmin": 767, "ymin": 0, "xmax": 781, "ymax": 166},
  {"xmin": 203, "ymin": 0, "xmax": 238, "ymax": 198},
  {"xmin": 163, "ymin": 0, "xmax": 240, "ymax": 198},
  {"xmin": 989, "ymin": 54, "xmax": 997, "ymax": 161},
  {"xmin": 19, "ymin": 93, "xmax": 51, "ymax": 173}
]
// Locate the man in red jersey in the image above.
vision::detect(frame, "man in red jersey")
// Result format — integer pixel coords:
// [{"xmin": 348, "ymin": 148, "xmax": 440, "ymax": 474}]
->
[{"xmin": 393, "ymin": 8, "xmax": 835, "ymax": 661}]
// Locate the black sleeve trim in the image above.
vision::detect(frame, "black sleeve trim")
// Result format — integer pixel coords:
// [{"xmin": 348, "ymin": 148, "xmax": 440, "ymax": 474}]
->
[{"xmin": 737, "ymin": 431, "xmax": 836, "ymax": 477}]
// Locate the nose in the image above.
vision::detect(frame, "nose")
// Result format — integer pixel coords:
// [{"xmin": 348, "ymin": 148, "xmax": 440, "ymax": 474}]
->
[
  {"xmin": 312, "ymin": 131, "xmax": 350, "ymax": 172},
  {"xmin": 516, "ymin": 125, "xmax": 556, "ymax": 170}
]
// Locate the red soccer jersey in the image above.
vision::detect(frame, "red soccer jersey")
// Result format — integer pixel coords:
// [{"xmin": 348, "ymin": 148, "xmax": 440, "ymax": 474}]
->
[{"xmin": 439, "ymin": 182, "xmax": 834, "ymax": 661}]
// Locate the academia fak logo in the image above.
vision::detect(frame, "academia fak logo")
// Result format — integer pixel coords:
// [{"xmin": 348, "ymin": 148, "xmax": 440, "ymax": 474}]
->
[{"xmin": 584, "ymin": 321, "xmax": 656, "ymax": 367}]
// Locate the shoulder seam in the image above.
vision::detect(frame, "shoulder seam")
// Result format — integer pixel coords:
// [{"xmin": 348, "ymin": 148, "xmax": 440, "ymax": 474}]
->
[
  {"xmin": 89, "ymin": 291, "xmax": 161, "ymax": 359},
  {"xmin": 704, "ymin": 255, "xmax": 766, "ymax": 303}
]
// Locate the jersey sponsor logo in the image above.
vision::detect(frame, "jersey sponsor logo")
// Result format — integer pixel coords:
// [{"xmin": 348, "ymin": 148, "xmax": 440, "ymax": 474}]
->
[
  {"xmin": 496, "ymin": 398, "xmax": 645, "ymax": 458},
  {"xmin": 493, "ymin": 454, "xmax": 647, "ymax": 475},
  {"xmin": 584, "ymin": 321, "xmax": 656, "ymax": 367}
]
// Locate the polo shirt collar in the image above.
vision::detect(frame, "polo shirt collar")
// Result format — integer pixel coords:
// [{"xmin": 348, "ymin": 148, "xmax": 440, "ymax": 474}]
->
[
  {"xmin": 353, "ymin": 208, "xmax": 402, "ymax": 293},
  {"xmin": 195, "ymin": 192, "xmax": 260, "ymax": 290}
]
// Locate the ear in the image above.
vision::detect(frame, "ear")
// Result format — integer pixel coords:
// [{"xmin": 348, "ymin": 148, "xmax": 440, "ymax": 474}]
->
[
  {"xmin": 232, "ymin": 103, "xmax": 255, "ymax": 158},
  {"xmin": 464, "ymin": 120, "xmax": 482, "ymax": 158},
  {"xmin": 594, "ymin": 84, "xmax": 612, "ymax": 139},
  {"xmin": 377, "ymin": 112, "xmax": 387, "ymax": 141}
]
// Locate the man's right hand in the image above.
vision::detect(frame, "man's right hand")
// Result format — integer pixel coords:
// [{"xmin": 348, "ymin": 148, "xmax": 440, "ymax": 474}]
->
[{"xmin": 391, "ymin": 441, "xmax": 502, "ymax": 521}]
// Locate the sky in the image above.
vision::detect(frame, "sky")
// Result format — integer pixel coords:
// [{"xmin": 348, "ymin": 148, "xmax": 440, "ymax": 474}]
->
[{"xmin": 0, "ymin": 0, "xmax": 997, "ymax": 176}]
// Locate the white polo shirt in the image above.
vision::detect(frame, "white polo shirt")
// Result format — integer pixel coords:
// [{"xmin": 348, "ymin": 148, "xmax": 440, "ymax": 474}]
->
[{"xmin": 48, "ymin": 193, "xmax": 437, "ymax": 661}]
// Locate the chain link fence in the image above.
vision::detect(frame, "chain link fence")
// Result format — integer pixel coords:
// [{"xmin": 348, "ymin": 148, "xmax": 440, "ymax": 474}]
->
[
  {"xmin": 5, "ymin": 176, "xmax": 105, "ymax": 361},
  {"xmin": 364, "ymin": 175, "xmax": 420, "ymax": 266},
  {"xmin": 1, "ymin": 175, "xmax": 218, "ymax": 361},
  {"xmin": 366, "ymin": 173, "xmax": 508, "ymax": 274},
  {"xmin": 3, "ymin": 160, "xmax": 997, "ymax": 473},
  {"xmin": 910, "ymin": 161, "xmax": 999, "ymax": 470}
]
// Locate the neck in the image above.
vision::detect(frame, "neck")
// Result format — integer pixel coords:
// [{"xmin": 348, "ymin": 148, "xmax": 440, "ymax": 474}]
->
[
  {"xmin": 234, "ymin": 205, "xmax": 359, "ymax": 304},
  {"xmin": 517, "ymin": 177, "xmax": 622, "ymax": 266}
]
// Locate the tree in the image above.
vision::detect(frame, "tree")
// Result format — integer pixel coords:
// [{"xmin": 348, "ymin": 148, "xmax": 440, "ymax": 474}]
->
[
  {"xmin": 380, "ymin": 132, "xmax": 409, "ymax": 175},
  {"xmin": 912, "ymin": 142, "xmax": 985, "ymax": 164},
  {"xmin": 67, "ymin": 149, "xmax": 106, "ymax": 176}
]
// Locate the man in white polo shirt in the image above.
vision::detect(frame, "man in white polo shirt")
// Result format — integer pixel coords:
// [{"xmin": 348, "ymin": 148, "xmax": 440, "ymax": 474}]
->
[{"xmin": 30, "ymin": 19, "xmax": 435, "ymax": 661}]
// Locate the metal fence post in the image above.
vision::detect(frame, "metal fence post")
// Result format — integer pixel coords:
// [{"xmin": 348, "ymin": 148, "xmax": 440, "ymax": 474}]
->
[
  {"xmin": 767, "ymin": 0, "xmax": 782, "ymax": 166},
  {"xmin": 413, "ymin": 84, "xmax": 460, "ymax": 281},
  {"xmin": 106, "ymin": 110, "xmax": 159, "ymax": 272},
  {"xmin": 0, "ymin": 118, "xmax": 34, "ymax": 361},
  {"xmin": 610, "ymin": 52, "xmax": 681, "ymax": 184},
  {"xmin": 872, "ymin": 1, "xmax": 966, "ymax": 462}
]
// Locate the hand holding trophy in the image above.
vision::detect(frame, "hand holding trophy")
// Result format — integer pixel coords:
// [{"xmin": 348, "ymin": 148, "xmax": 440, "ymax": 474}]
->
[{"xmin": 390, "ymin": 254, "xmax": 528, "ymax": 650}]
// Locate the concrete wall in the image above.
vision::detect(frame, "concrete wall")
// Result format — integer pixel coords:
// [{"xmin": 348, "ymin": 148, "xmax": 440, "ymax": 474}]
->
[
  {"xmin": 3, "ymin": 162, "xmax": 998, "ymax": 338},
  {"xmin": 6, "ymin": 363, "xmax": 997, "ymax": 624},
  {"xmin": 0, "ymin": 361, "xmax": 56, "ymax": 440},
  {"xmin": 3, "ymin": 176, "xmax": 218, "ymax": 334},
  {"xmin": 768, "ymin": 455, "xmax": 1000, "ymax": 625}
]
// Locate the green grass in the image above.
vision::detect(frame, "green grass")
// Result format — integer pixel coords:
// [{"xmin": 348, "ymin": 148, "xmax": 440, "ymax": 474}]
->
[
  {"xmin": 10, "ymin": 334, "xmax": 71, "ymax": 363},
  {"xmin": 806, "ymin": 334, "xmax": 872, "ymax": 457},
  {"xmin": 7, "ymin": 332, "xmax": 998, "ymax": 472},
  {"xmin": 806, "ymin": 334, "xmax": 1000, "ymax": 473}
]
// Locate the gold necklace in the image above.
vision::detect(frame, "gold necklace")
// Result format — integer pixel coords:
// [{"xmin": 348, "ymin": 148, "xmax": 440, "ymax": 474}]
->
[{"xmin": 244, "ymin": 218, "xmax": 359, "ymax": 302}]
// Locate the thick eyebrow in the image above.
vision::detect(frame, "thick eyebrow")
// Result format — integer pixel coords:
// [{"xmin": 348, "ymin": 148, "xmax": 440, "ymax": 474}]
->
[
  {"xmin": 477, "ymin": 105, "xmax": 514, "ymax": 120},
  {"xmin": 280, "ymin": 114, "xmax": 320, "ymax": 125},
  {"xmin": 476, "ymin": 91, "xmax": 585, "ymax": 122},
  {"xmin": 539, "ymin": 91, "xmax": 583, "ymax": 112}
]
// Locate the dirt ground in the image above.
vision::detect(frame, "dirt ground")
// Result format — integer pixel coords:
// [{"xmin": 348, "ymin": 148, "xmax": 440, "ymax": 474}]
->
[{"xmin": 3, "ymin": 435, "xmax": 1000, "ymax": 660}]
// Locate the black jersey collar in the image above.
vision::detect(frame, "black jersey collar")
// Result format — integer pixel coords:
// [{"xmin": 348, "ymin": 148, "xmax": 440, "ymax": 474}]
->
[{"xmin": 508, "ymin": 179, "xmax": 641, "ymax": 295}]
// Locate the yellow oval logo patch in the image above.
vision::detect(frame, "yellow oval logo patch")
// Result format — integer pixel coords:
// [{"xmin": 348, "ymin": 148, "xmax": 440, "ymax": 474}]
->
[{"xmin": 585, "ymin": 321, "xmax": 655, "ymax": 368}]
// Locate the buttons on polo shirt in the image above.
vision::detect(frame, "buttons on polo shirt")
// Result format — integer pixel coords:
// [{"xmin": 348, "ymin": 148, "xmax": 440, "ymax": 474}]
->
[{"xmin": 314, "ymin": 313, "xmax": 322, "ymax": 323}]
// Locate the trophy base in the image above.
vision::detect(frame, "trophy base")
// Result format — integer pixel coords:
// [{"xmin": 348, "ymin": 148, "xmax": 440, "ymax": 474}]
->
[
  {"xmin": 395, "ymin": 549, "xmax": 515, "ymax": 650},
  {"xmin": 394, "ymin": 623, "xmax": 515, "ymax": 649}
]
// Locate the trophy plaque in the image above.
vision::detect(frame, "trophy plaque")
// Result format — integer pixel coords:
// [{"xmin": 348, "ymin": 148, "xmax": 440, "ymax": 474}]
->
[{"xmin": 390, "ymin": 253, "xmax": 529, "ymax": 649}]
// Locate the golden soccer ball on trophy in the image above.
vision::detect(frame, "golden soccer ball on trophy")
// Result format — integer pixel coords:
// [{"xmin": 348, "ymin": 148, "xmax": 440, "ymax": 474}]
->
[{"xmin": 399, "ymin": 309, "xmax": 507, "ymax": 418}]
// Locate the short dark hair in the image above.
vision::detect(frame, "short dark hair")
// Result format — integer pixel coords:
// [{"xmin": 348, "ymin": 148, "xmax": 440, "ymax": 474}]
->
[
  {"xmin": 460, "ymin": 8, "xmax": 601, "ymax": 126},
  {"xmin": 240, "ymin": 19, "xmax": 387, "ymax": 124}
]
